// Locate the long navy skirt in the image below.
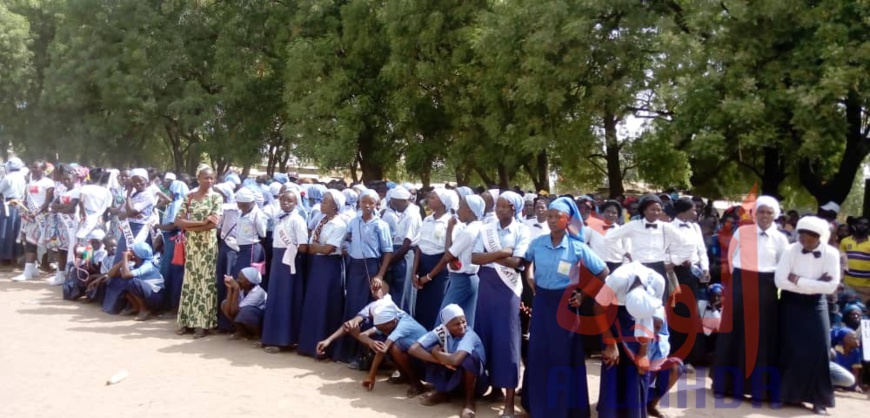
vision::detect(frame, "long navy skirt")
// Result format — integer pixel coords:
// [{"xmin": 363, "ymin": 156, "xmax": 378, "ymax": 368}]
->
[
  {"xmin": 415, "ymin": 252, "xmax": 449, "ymax": 329},
  {"xmin": 440, "ymin": 272, "xmax": 479, "ymax": 328},
  {"xmin": 231, "ymin": 243, "xmax": 264, "ymax": 283},
  {"xmin": 297, "ymin": 254, "xmax": 344, "ymax": 358},
  {"xmin": 712, "ymin": 269, "xmax": 780, "ymax": 402},
  {"xmin": 474, "ymin": 266, "xmax": 521, "ymax": 389},
  {"xmin": 669, "ymin": 265, "xmax": 701, "ymax": 364},
  {"xmin": 779, "ymin": 291, "xmax": 834, "ymax": 407},
  {"xmin": 597, "ymin": 306, "xmax": 651, "ymax": 418},
  {"xmin": 526, "ymin": 287, "xmax": 591, "ymax": 418},
  {"xmin": 335, "ymin": 257, "xmax": 378, "ymax": 362},
  {"xmin": 235, "ymin": 306, "xmax": 265, "ymax": 330},
  {"xmin": 261, "ymin": 247, "xmax": 306, "ymax": 347},
  {"xmin": 388, "ymin": 244, "xmax": 407, "ymax": 307},
  {"xmin": 0, "ymin": 203, "xmax": 21, "ymax": 262},
  {"xmin": 216, "ymin": 241, "xmax": 239, "ymax": 331},
  {"xmin": 160, "ymin": 230, "xmax": 185, "ymax": 312},
  {"xmin": 426, "ymin": 352, "xmax": 490, "ymax": 396}
]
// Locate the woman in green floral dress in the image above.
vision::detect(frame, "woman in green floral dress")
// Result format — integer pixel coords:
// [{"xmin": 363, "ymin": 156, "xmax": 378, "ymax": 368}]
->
[{"xmin": 175, "ymin": 165, "xmax": 223, "ymax": 339}]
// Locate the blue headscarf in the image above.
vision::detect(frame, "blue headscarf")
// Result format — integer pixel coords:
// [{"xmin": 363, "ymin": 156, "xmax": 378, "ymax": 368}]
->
[
  {"xmin": 308, "ymin": 184, "xmax": 326, "ymax": 203},
  {"xmin": 273, "ymin": 173, "xmax": 288, "ymax": 184},
  {"xmin": 465, "ymin": 195, "xmax": 485, "ymax": 220},
  {"xmin": 499, "ymin": 191, "xmax": 524, "ymax": 221},
  {"xmin": 708, "ymin": 283, "xmax": 724, "ymax": 295},
  {"xmin": 549, "ymin": 196, "xmax": 587, "ymax": 243},
  {"xmin": 342, "ymin": 188, "xmax": 359, "ymax": 212},
  {"xmin": 456, "ymin": 186, "xmax": 474, "ymax": 200},
  {"xmin": 163, "ymin": 180, "xmax": 190, "ymax": 225},
  {"xmin": 131, "ymin": 242, "xmax": 153, "ymax": 261},
  {"xmin": 831, "ymin": 326, "xmax": 854, "ymax": 347}
]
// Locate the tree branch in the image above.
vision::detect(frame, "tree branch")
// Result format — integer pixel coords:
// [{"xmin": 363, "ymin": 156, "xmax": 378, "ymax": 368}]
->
[{"xmin": 585, "ymin": 156, "xmax": 608, "ymax": 177}]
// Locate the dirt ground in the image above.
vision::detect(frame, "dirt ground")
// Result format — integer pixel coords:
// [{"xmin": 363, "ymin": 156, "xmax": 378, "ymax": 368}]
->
[{"xmin": 1, "ymin": 274, "xmax": 866, "ymax": 418}]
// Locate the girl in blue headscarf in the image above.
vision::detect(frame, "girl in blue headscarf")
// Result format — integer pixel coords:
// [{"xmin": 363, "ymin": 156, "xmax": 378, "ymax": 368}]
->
[
  {"xmin": 469, "ymin": 191, "xmax": 531, "ymax": 417},
  {"xmin": 157, "ymin": 180, "xmax": 189, "ymax": 313},
  {"xmin": 520, "ymin": 196, "xmax": 610, "ymax": 417}
]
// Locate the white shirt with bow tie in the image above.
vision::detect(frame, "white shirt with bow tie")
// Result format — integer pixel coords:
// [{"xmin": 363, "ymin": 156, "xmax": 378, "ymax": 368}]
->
[
  {"xmin": 729, "ymin": 224, "xmax": 789, "ymax": 273},
  {"xmin": 668, "ymin": 218, "xmax": 709, "ymax": 271},
  {"xmin": 605, "ymin": 219, "xmax": 689, "ymax": 264},
  {"xmin": 774, "ymin": 242, "xmax": 840, "ymax": 295},
  {"xmin": 586, "ymin": 223, "xmax": 632, "ymax": 264}
]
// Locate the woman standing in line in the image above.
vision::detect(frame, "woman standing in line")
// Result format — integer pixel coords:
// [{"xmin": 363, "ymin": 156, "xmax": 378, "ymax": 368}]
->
[
  {"xmin": 712, "ymin": 196, "xmax": 788, "ymax": 407},
  {"xmin": 175, "ymin": 165, "xmax": 223, "ymax": 339}
]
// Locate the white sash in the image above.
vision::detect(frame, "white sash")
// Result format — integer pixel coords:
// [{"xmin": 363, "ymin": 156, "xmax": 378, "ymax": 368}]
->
[
  {"xmin": 481, "ymin": 224, "xmax": 522, "ymax": 297},
  {"xmin": 24, "ymin": 192, "xmax": 46, "ymax": 230},
  {"xmin": 75, "ymin": 213, "xmax": 101, "ymax": 240},
  {"xmin": 119, "ymin": 220, "xmax": 135, "ymax": 247},
  {"xmin": 277, "ymin": 217, "xmax": 299, "ymax": 274},
  {"xmin": 60, "ymin": 213, "xmax": 79, "ymax": 264},
  {"xmin": 433, "ymin": 324, "xmax": 450, "ymax": 353}
]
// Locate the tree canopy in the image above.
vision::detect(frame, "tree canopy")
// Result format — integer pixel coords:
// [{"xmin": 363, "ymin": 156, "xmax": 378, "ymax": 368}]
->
[{"xmin": 0, "ymin": 0, "xmax": 867, "ymax": 208}]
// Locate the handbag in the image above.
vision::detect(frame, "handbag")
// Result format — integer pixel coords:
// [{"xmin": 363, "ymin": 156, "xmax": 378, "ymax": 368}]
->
[
  {"xmin": 249, "ymin": 210, "xmax": 266, "ymax": 275},
  {"xmin": 171, "ymin": 198, "xmax": 191, "ymax": 266}
]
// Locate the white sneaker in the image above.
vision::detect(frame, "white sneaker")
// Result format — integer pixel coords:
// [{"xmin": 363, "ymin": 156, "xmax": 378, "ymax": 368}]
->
[
  {"xmin": 11, "ymin": 273, "xmax": 29, "ymax": 282},
  {"xmin": 48, "ymin": 271, "xmax": 65, "ymax": 286}
]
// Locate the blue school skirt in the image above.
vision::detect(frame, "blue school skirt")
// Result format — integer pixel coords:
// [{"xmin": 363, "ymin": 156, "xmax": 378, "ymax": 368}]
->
[
  {"xmin": 388, "ymin": 244, "xmax": 407, "ymax": 308},
  {"xmin": 414, "ymin": 252, "xmax": 449, "ymax": 329},
  {"xmin": 440, "ymin": 271, "xmax": 479, "ymax": 328},
  {"xmin": 335, "ymin": 257, "xmax": 378, "ymax": 362},
  {"xmin": 124, "ymin": 278, "xmax": 164, "ymax": 311},
  {"xmin": 216, "ymin": 241, "xmax": 239, "ymax": 331},
  {"xmin": 231, "ymin": 242, "xmax": 264, "ymax": 278},
  {"xmin": 160, "ymin": 230, "xmax": 185, "ymax": 312},
  {"xmin": 426, "ymin": 352, "xmax": 489, "ymax": 396},
  {"xmin": 261, "ymin": 247, "xmax": 306, "ymax": 347},
  {"xmin": 474, "ymin": 266, "xmax": 521, "ymax": 389},
  {"xmin": 597, "ymin": 305, "xmax": 651, "ymax": 418},
  {"xmin": 62, "ymin": 267, "xmax": 89, "ymax": 301},
  {"xmin": 526, "ymin": 287, "xmax": 591, "ymax": 418},
  {"xmin": 101, "ymin": 276, "xmax": 128, "ymax": 314},
  {"xmin": 297, "ymin": 254, "xmax": 344, "ymax": 358},
  {"xmin": 0, "ymin": 203, "xmax": 21, "ymax": 261},
  {"xmin": 235, "ymin": 306, "xmax": 265, "ymax": 330}
]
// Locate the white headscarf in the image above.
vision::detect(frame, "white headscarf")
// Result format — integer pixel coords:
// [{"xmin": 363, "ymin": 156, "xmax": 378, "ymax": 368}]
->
[
  {"xmin": 440, "ymin": 304, "xmax": 465, "ymax": 325},
  {"xmin": 796, "ymin": 216, "xmax": 831, "ymax": 245},
  {"xmin": 754, "ymin": 195, "xmax": 781, "ymax": 220},
  {"xmin": 324, "ymin": 189, "xmax": 346, "ymax": 212},
  {"xmin": 130, "ymin": 168, "xmax": 148, "ymax": 180}
]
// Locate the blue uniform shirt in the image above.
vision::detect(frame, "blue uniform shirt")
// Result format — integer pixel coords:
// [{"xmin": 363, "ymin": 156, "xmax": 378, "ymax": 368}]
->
[
  {"xmin": 524, "ymin": 233, "xmax": 607, "ymax": 290},
  {"xmin": 387, "ymin": 315, "xmax": 428, "ymax": 351},
  {"xmin": 418, "ymin": 327, "xmax": 486, "ymax": 364},
  {"xmin": 130, "ymin": 260, "xmax": 163, "ymax": 291},
  {"xmin": 347, "ymin": 216, "xmax": 393, "ymax": 259}
]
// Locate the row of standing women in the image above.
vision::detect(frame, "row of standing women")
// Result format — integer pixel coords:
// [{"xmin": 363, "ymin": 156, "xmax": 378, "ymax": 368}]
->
[{"xmin": 2, "ymin": 157, "xmax": 843, "ymax": 417}]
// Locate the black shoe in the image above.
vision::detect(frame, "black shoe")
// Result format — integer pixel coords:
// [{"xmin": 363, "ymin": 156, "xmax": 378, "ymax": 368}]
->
[{"xmin": 812, "ymin": 405, "xmax": 829, "ymax": 416}]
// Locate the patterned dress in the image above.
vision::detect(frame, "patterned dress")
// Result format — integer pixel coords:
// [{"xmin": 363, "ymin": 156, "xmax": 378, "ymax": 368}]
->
[{"xmin": 177, "ymin": 191, "xmax": 223, "ymax": 329}]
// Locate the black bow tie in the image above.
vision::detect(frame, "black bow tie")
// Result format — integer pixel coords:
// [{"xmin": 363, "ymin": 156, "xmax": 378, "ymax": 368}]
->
[
  {"xmin": 603, "ymin": 225, "xmax": 614, "ymax": 230},
  {"xmin": 277, "ymin": 212, "xmax": 289, "ymax": 220},
  {"xmin": 645, "ymin": 223, "xmax": 657, "ymax": 229},
  {"xmin": 679, "ymin": 223, "xmax": 690, "ymax": 228},
  {"xmin": 533, "ymin": 224, "xmax": 542, "ymax": 229},
  {"xmin": 759, "ymin": 231, "xmax": 768, "ymax": 237},
  {"xmin": 802, "ymin": 249, "xmax": 821, "ymax": 258}
]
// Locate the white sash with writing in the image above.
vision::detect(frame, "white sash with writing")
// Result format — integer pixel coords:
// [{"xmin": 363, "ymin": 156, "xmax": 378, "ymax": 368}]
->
[
  {"xmin": 277, "ymin": 216, "xmax": 299, "ymax": 274},
  {"xmin": 59, "ymin": 213, "xmax": 79, "ymax": 264},
  {"xmin": 481, "ymin": 223, "xmax": 522, "ymax": 297},
  {"xmin": 433, "ymin": 324, "xmax": 450, "ymax": 354},
  {"xmin": 119, "ymin": 220, "xmax": 135, "ymax": 247}
]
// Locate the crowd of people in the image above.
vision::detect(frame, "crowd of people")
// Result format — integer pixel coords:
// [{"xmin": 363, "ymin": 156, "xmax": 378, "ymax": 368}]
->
[{"xmin": 0, "ymin": 156, "xmax": 868, "ymax": 418}]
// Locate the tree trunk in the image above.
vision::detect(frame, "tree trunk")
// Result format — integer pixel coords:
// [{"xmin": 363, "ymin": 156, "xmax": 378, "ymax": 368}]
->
[
  {"xmin": 497, "ymin": 162, "xmax": 510, "ymax": 190},
  {"xmin": 358, "ymin": 130, "xmax": 383, "ymax": 182},
  {"xmin": 799, "ymin": 89, "xmax": 869, "ymax": 208},
  {"xmin": 603, "ymin": 112, "xmax": 625, "ymax": 198},
  {"xmin": 535, "ymin": 150, "xmax": 548, "ymax": 192},
  {"xmin": 760, "ymin": 146, "xmax": 785, "ymax": 198},
  {"xmin": 474, "ymin": 167, "xmax": 495, "ymax": 188}
]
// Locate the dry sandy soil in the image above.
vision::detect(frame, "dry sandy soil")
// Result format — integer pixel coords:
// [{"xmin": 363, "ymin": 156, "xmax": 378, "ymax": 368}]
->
[{"xmin": 1, "ymin": 273, "xmax": 866, "ymax": 418}]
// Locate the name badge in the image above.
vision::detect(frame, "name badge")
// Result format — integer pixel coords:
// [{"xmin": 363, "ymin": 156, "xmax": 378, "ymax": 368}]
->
[{"xmin": 557, "ymin": 260, "xmax": 572, "ymax": 276}]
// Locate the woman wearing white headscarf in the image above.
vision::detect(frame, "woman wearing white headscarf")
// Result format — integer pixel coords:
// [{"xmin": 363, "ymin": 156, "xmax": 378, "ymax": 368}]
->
[
  {"xmin": 418, "ymin": 195, "xmax": 485, "ymax": 328},
  {"xmin": 261, "ymin": 188, "xmax": 309, "ymax": 353},
  {"xmin": 412, "ymin": 188, "xmax": 455, "ymax": 329},
  {"xmin": 470, "ymin": 190, "xmax": 530, "ymax": 417},
  {"xmin": 297, "ymin": 189, "xmax": 348, "ymax": 359},
  {"xmin": 713, "ymin": 195, "xmax": 789, "ymax": 406},
  {"xmin": 775, "ymin": 216, "xmax": 839, "ymax": 414}
]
